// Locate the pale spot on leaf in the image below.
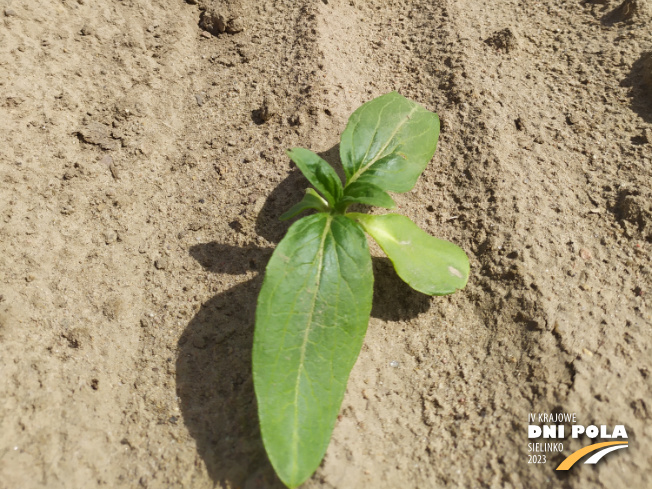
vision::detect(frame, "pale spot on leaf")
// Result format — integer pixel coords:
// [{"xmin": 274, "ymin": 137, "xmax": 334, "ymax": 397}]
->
[{"xmin": 448, "ymin": 266, "xmax": 463, "ymax": 279}]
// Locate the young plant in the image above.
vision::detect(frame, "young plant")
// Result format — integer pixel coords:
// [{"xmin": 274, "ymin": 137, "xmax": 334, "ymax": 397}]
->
[{"xmin": 253, "ymin": 92, "xmax": 469, "ymax": 487}]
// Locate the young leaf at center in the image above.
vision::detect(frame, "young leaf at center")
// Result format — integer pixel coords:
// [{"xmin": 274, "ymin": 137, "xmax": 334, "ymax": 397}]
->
[
  {"xmin": 287, "ymin": 147, "xmax": 343, "ymax": 207},
  {"xmin": 280, "ymin": 188, "xmax": 329, "ymax": 221}
]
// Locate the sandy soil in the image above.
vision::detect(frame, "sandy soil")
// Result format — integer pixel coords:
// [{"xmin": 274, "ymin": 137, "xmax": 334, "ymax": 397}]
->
[{"xmin": 1, "ymin": 0, "xmax": 651, "ymax": 488}]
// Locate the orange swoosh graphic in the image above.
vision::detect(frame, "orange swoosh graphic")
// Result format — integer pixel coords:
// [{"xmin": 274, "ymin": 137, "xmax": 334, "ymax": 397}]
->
[{"xmin": 556, "ymin": 441, "xmax": 628, "ymax": 470}]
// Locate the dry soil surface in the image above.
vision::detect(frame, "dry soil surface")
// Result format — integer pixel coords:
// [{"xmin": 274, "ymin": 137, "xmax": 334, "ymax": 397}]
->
[{"xmin": 1, "ymin": 0, "xmax": 651, "ymax": 488}]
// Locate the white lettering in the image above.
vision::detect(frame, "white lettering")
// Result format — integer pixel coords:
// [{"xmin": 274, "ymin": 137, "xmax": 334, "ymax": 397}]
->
[
  {"xmin": 572, "ymin": 425, "xmax": 585, "ymax": 438},
  {"xmin": 542, "ymin": 425, "xmax": 558, "ymax": 439},
  {"xmin": 537, "ymin": 412, "xmax": 577, "ymax": 423},
  {"xmin": 586, "ymin": 425, "xmax": 599, "ymax": 438},
  {"xmin": 612, "ymin": 425, "xmax": 628, "ymax": 439},
  {"xmin": 528, "ymin": 425, "xmax": 542, "ymax": 438},
  {"xmin": 600, "ymin": 425, "xmax": 612, "ymax": 439},
  {"xmin": 528, "ymin": 442, "xmax": 564, "ymax": 452}
]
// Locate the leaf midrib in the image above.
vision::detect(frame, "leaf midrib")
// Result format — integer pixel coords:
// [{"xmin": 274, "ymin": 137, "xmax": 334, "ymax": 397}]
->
[
  {"xmin": 291, "ymin": 213, "xmax": 333, "ymax": 478},
  {"xmin": 346, "ymin": 104, "xmax": 419, "ymax": 187}
]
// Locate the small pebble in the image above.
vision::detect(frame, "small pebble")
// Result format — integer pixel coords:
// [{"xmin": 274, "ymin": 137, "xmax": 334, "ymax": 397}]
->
[
  {"xmin": 199, "ymin": 9, "xmax": 227, "ymax": 35},
  {"xmin": 226, "ymin": 17, "xmax": 245, "ymax": 34},
  {"xmin": 258, "ymin": 96, "xmax": 278, "ymax": 122},
  {"xmin": 289, "ymin": 113, "xmax": 303, "ymax": 126},
  {"xmin": 103, "ymin": 230, "xmax": 118, "ymax": 244},
  {"xmin": 109, "ymin": 163, "xmax": 120, "ymax": 180},
  {"xmin": 188, "ymin": 220, "xmax": 206, "ymax": 231},
  {"xmin": 102, "ymin": 297, "xmax": 124, "ymax": 320},
  {"xmin": 194, "ymin": 93, "xmax": 205, "ymax": 106},
  {"xmin": 389, "ymin": 360, "xmax": 399, "ymax": 368},
  {"xmin": 192, "ymin": 336, "xmax": 207, "ymax": 349}
]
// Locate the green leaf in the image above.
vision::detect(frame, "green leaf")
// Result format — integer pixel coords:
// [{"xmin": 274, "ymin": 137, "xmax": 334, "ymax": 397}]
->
[
  {"xmin": 253, "ymin": 213, "xmax": 373, "ymax": 488},
  {"xmin": 338, "ymin": 181, "xmax": 396, "ymax": 210},
  {"xmin": 340, "ymin": 92, "xmax": 439, "ymax": 193},
  {"xmin": 348, "ymin": 213, "xmax": 469, "ymax": 295},
  {"xmin": 280, "ymin": 188, "xmax": 329, "ymax": 221},
  {"xmin": 287, "ymin": 147, "xmax": 343, "ymax": 206}
]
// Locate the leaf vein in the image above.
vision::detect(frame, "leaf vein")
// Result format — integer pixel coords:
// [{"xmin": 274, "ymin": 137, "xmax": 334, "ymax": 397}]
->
[{"xmin": 347, "ymin": 104, "xmax": 419, "ymax": 186}]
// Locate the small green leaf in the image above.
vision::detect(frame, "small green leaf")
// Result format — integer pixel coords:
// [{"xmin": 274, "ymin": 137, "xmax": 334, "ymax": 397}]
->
[
  {"xmin": 280, "ymin": 188, "xmax": 329, "ymax": 220},
  {"xmin": 340, "ymin": 92, "xmax": 439, "ymax": 193},
  {"xmin": 253, "ymin": 213, "xmax": 373, "ymax": 488},
  {"xmin": 287, "ymin": 147, "xmax": 343, "ymax": 206},
  {"xmin": 338, "ymin": 181, "xmax": 396, "ymax": 210},
  {"xmin": 348, "ymin": 213, "xmax": 469, "ymax": 295}
]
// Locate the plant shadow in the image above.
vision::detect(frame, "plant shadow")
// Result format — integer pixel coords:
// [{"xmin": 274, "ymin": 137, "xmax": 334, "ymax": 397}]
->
[
  {"xmin": 176, "ymin": 147, "xmax": 431, "ymax": 488},
  {"xmin": 600, "ymin": 0, "xmax": 639, "ymax": 26},
  {"xmin": 176, "ymin": 273, "xmax": 283, "ymax": 488},
  {"xmin": 620, "ymin": 52, "xmax": 652, "ymax": 123}
]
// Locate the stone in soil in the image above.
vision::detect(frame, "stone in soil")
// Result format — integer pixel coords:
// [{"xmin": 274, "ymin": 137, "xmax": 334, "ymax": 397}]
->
[
  {"xmin": 199, "ymin": 9, "xmax": 244, "ymax": 36},
  {"xmin": 77, "ymin": 122, "xmax": 121, "ymax": 151}
]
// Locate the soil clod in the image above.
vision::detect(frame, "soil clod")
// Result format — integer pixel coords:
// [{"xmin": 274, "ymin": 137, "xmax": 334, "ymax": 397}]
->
[{"xmin": 484, "ymin": 28, "xmax": 517, "ymax": 53}]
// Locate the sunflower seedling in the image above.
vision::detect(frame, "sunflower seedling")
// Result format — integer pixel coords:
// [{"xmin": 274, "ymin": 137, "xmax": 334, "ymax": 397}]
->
[{"xmin": 253, "ymin": 92, "xmax": 469, "ymax": 487}]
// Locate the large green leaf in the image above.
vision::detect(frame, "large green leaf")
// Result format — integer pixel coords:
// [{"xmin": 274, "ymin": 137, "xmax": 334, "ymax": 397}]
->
[
  {"xmin": 339, "ymin": 92, "xmax": 439, "ymax": 193},
  {"xmin": 253, "ymin": 213, "xmax": 373, "ymax": 488},
  {"xmin": 348, "ymin": 213, "xmax": 469, "ymax": 295},
  {"xmin": 287, "ymin": 147, "xmax": 343, "ymax": 207}
]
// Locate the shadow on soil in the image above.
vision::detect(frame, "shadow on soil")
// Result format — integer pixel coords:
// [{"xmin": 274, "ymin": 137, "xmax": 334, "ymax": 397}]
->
[
  {"xmin": 176, "ymin": 156, "xmax": 431, "ymax": 488},
  {"xmin": 620, "ymin": 52, "xmax": 652, "ymax": 124}
]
